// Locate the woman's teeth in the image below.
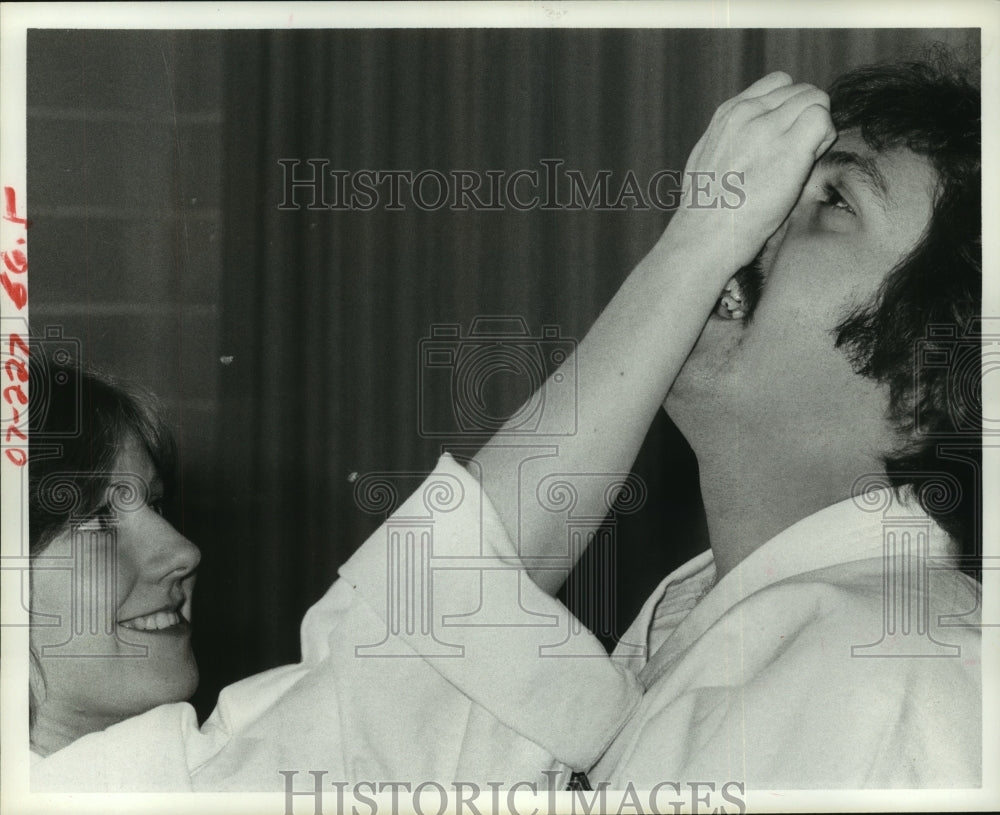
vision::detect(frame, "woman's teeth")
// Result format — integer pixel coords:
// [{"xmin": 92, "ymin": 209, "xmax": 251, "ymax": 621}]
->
[
  {"xmin": 119, "ymin": 610, "xmax": 182, "ymax": 631},
  {"xmin": 715, "ymin": 276, "xmax": 747, "ymax": 320}
]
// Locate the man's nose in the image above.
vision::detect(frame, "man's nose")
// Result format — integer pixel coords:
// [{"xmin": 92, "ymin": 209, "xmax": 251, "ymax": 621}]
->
[
  {"xmin": 763, "ymin": 197, "xmax": 802, "ymax": 255},
  {"xmin": 761, "ymin": 190, "xmax": 809, "ymax": 258}
]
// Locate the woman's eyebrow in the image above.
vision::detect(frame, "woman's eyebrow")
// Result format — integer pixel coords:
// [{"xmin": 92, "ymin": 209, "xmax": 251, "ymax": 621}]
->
[{"xmin": 817, "ymin": 148, "xmax": 891, "ymax": 213}]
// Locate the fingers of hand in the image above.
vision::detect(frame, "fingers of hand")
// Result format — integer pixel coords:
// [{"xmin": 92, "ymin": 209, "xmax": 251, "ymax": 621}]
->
[
  {"xmin": 712, "ymin": 71, "xmax": 792, "ymax": 122},
  {"xmin": 764, "ymin": 87, "xmax": 831, "ymax": 135},
  {"xmin": 731, "ymin": 87, "xmax": 832, "ymax": 160},
  {"xmin": 754, "ymin": 83, "xmax": 828, "ymax": 117},
  {"xmin": 695, "ymin": 75, "xmax": 835, "ymax": 187},
  {"xmin": 736, "ymin": 71, "xmax": 793, "ymax": 101},
  {"xmin": 716, "ymin": 80, "xmax": 827, "ymax": 137},
  {"xmin": 785, "ymin": 103, "xmax": 837, "ymax": 160}
]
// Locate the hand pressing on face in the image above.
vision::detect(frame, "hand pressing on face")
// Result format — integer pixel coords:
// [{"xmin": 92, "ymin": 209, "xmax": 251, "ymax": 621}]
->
[{"xmin": 663, "ymin": 71, "xmax": 838, "ymax": 279}]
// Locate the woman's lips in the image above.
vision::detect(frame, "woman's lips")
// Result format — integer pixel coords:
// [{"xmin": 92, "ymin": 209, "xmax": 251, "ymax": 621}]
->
[{"xmin": 118, "ymin": 606, "xmax": 190, "ymax": 634}]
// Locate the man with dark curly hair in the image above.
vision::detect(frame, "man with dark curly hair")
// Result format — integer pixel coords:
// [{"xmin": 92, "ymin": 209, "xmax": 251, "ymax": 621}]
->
[{"xmin": 471, "ymin": 52, "xmax": 982, "ymax": 788}]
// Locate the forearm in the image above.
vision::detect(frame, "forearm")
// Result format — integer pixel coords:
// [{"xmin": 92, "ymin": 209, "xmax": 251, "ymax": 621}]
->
[
  {"xmin": 471, "ymin": 229, "xmax": 732, "ymax": 594},
  {"xmin": 469, "ymin": 72, "xmax": 834, "ymax": 595}
]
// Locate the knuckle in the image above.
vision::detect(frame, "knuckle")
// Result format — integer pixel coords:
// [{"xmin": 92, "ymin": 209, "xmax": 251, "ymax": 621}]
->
[
  {"xmin": 811, "ymin": 101, "xmax": 833, "ymax": 120},
  {"xmin": 798, "ymin": 105, "xmax": 825, "ymax": 127},
  {"xmin": 797, "ymin": 105, "xmax": 832, "ymax": 137},
  {"xmin": 735, "ymin": 97, "xmax": 767, "ymax": 117},
  {"xmin": 810, "ymin": 88, "xmax": 831, "ymax": 107},
  {"xmin": 711, "ymin": 101, "xmax": 731, "ymax": 121}
]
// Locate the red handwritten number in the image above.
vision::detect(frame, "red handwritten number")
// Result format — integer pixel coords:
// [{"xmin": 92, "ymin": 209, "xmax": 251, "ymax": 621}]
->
[
  {"xmin": 6, "ymin": 424, "xmax": 26, "ymax": 442},
  {"xmin": 9, "ymin": 333, "xmax": 29, "ymax": 358},
  {"xmin": 3, "ymin": 187, "xmax": 29, "ymax": 227},
  {"xmin": 5, "ymin": 358, "xmax": 27, "ymax": 382},
  {"xmin": 3, "ymin": 385, "xmax": 27, "ymax": 406},
  {"xmin": 3, "ymin": 190, "xmax": 30, "ymax": 465},
  {"xmin": 5, "ymin": 449, "xmax": 27, "ymax": 466},
  {"xmin": 0, "ymin": 274, "xmax": 27, "ymax": 310},
  {"xmin": 3, "ymin": 248, "xmax": 27, "ymax": 275}
]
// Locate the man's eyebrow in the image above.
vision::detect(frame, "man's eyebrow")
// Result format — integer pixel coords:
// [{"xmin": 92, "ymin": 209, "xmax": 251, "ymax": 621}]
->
[{"xmin": 817, "ymin": 148, "xmax": 891, "ymax": 212}]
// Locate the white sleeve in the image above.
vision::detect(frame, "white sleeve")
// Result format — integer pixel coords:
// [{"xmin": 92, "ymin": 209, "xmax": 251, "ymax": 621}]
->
[{"xmin": 34, "ymin": 453, "xmax": 642, "ymax": 792}]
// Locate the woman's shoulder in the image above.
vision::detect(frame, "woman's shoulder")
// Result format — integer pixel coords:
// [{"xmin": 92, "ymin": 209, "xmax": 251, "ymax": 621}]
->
[{"xmin": 31, "ymin": 702, "xmax": 198, "ymax": 792}]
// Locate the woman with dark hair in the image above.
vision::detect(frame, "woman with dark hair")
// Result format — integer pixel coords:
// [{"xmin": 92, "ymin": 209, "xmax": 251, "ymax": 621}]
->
[
  {"xmin": 28, "ymin": 357, "xmax": 200, "ymax": 756},
  {"xmin": 27, "ymin": 355, "xmax": 636, "ymax": 791}
]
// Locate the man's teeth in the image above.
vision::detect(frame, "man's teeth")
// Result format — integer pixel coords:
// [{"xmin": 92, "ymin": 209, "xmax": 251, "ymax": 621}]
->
[
  {"xmin": 716, "ymin": 276, "xmax": 747, "ymax": 320},
  {"xmin": 120, "ymin": 610, "xmax": 182, "ymax": 631}
]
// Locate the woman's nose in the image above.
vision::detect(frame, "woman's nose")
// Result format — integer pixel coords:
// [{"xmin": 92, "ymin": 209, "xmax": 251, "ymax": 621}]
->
[{"xmin": 150, "ymin": 516, "xmax": 201, "ymax": 582}]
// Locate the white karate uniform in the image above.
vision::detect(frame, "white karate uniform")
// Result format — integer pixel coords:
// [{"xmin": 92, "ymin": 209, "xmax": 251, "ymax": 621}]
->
[
  {"xmin": 32, "ymin": 454, "xmax": 981, "ymax": 791},
  {"xmin": 595, "ymin": 486, "xmax": 982, "ymax": 788}
]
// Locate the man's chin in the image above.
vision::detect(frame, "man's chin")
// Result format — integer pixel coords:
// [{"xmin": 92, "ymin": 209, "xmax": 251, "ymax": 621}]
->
[{"xmin": 675, "ymin": 312, "xmax": 745, "ymax": 382}]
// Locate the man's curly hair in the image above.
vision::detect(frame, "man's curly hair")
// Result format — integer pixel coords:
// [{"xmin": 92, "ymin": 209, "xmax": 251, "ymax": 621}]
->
[{"xmin": 831, "ymin": 48, "xmax": 982, "ymax": 569}]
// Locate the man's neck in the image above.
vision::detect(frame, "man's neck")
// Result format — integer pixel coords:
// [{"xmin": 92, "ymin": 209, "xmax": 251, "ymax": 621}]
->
[{"xmin": 695, "ymin": 437, "xmax": 877, "ymax": 580}]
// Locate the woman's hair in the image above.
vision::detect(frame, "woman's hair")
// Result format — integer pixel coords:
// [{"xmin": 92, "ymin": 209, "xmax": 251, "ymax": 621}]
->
[
  {"xmin": 29, "ymin": 353, "xmax": 177, "ymax": 554},
  {"xmin": 28, "ymin": 349, "xmax": 178, "ymax": 726}
]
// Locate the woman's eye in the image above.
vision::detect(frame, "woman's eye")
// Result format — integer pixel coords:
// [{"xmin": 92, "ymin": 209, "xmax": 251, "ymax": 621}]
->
[
  {"xmin": 148, "ymin": 499, "xmax": 165, "ymax": 517},
  {"xmin": 819, "ymin": 182, "xmax": 856, "ymax": 215},
  {"xmin": 78, "ymin": 505, "xmax": 115, "ymax": 531}
]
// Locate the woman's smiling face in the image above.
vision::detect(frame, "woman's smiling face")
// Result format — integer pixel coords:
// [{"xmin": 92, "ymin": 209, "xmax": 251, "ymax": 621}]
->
[{"xmin": 30, "ymin": 435, "xmax": 200, "ymax": 754}]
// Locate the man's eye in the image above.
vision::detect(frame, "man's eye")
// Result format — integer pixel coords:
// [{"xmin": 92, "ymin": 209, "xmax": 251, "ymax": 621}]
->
[
  {"xmin": 149, "ymin": 498, "xmax": 165, "ymax": 517},
  {"xmin": 819, "ymin": 182, "xmax": 856, "ymax": 215}
]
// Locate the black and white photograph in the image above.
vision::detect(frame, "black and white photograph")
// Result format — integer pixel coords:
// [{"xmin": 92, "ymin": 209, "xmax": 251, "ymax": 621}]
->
[{"xmin": 1, "ymin": 2, "xmax": 997, "ymax": 813}]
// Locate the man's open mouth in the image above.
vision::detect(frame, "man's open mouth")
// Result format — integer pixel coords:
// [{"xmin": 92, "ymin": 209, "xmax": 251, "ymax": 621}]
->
[{"xmin": 714, "ymin": 252, "xmax": 765, "ymax": 323}]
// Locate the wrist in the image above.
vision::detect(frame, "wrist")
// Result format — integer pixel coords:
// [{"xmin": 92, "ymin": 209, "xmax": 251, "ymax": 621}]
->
[{"xmin": 648, "ymin": 216, "xmax": 748, "ymax": 286}]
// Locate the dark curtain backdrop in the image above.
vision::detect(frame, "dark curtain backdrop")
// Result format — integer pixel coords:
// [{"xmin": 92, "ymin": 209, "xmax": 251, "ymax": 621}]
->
[{"xmin": 191, "ymin": 27, "xmax": 978, "ymax": 716}]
